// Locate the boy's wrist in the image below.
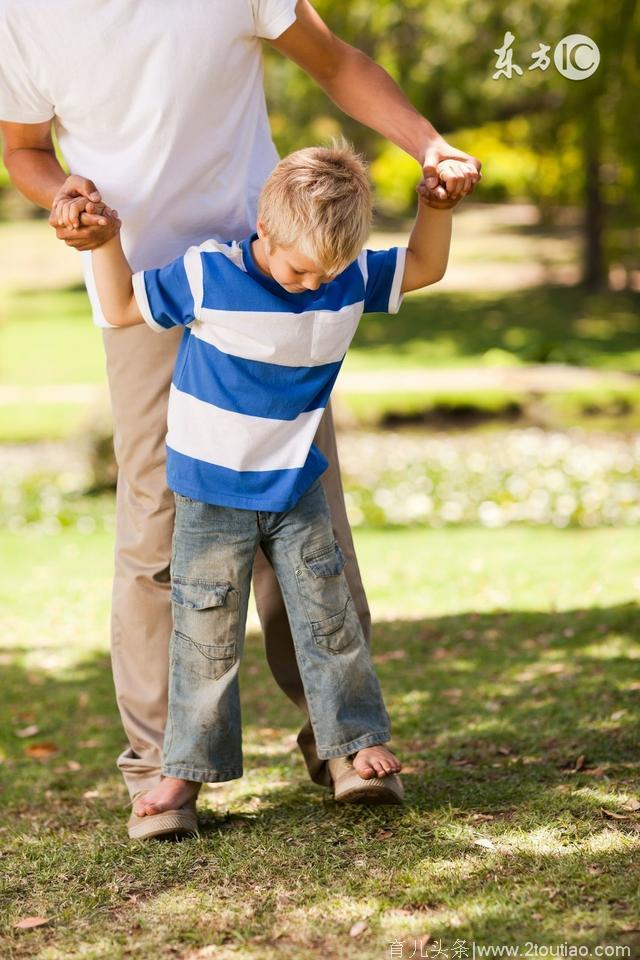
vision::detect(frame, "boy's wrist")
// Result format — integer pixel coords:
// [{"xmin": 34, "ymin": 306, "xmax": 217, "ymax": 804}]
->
[{"xmin": 419, "ymin": 196, "xmax": 456, "ymax": 211}]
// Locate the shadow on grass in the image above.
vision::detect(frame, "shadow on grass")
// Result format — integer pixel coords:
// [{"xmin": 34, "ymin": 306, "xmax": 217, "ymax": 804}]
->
[
  {"xmin": 1, "ymin": 602, "xmax": 639, "ymax": 956},
  {"xmin": 353, "ymin": 286, "xmax": 640, "ymax": 368}
]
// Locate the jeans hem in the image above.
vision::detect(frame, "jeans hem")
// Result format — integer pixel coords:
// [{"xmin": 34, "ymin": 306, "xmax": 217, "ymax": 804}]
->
[
  {"xmin": 316, "ymin": 729, "xmax": 391, "ymax": 760},
  {"xmin": 162, "ymin": 765, "xmax": 243, "ymax": 783}
]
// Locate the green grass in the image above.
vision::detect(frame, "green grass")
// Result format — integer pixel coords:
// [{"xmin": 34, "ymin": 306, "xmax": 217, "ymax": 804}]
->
[
  {"xmin": 0, "ymin": 287, "xmax": 105, "ymax": 386},
  {"xmin": 2, "ymin": 282, "xmax": 640, "ymax": 440},
  {"xmin": 3, "ymin": 284, "xmax": 639, "ymax": 386},
  {"xmin": 347, "ymin": 286, "xmax": 640, "ymax": 371},
  {"xmin": 1, "ymin": 526, "xmax": 639, "ymax": 958}
]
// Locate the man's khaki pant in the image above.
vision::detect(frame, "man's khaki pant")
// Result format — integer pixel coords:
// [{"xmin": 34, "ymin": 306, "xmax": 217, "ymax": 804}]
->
[{"xmin": 102, "ymin": 322, "xmax": 371, "ymax": 798}]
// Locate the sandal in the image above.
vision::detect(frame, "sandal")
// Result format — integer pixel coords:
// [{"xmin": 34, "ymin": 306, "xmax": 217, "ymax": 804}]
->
[
  {"xmin": 327, "ymin": 754, "xmax": 404, "ymax": 805},
  {"xmin": 127, "ymin": 790, "xmax": 199, "ymax": 840}
]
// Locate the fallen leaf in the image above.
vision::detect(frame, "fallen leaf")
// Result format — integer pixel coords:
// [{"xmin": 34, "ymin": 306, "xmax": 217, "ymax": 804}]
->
[
  {"xmin": 601, "ymin": 809, "xmax": 629, "ymax": 821},
  {"xmin": 25, "ymin": 743, "xmax": 58, "ymax": 758},
  {"xmin": 532, "ymin": 912, "xmax": 544, "ymax": 921},
  {"xmin": 83, "ymin": 790, "xmax": 100, "ymax": 799},
  {"xmin": 474, "ymin": 838, "xmax": 496, "ymax": 850},
  {"xmin": 623, "ymin": 798, "xmax": 640, "ymax": 812},
  {"xmin": 610, "ymin": 710, "xmax": 626, "ymax": 721},
  {"xmin": 431, "ymin": 647, "xmax": 449, "ymax": 660},
  {"xmin": 15, "ymin": 725, "xmax": 40, "ymax": 738},
  {"xmin": 376, "ymin": 829, "xmax": 394, "ymax": 840},
  {"xmin": 349, "ymin": 920, "xmax": 368, "ymax": 938},
  {"xmin": 497, "ymin": 746, "xmax": 512, "ymax": 756},
  {"xmin": 582, "ymin": 766, "xmax": 607, "ymax": 777},
  {"xmin": 373, "ymin": 649, "xmax": 406, "ymax": 664},
  {"xmin": 67, "ymin": 761, "xmax": 82, "ymax": 772},
  {"xmin": 470, "ymin": 813, "xmax": 495, "ymax": 822},
  {"xmin": 14, "ymin": 917, "xmax": 49, "ymax": 930},
  {"xmin": 78, "ymin": 739, "xmax": 100, "ymax": 748}
]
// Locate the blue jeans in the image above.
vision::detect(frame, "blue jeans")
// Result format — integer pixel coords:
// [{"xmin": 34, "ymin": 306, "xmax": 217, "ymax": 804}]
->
[{"xmin": 162, "ymin": 478, "xmax": 391, "ymax": 782}]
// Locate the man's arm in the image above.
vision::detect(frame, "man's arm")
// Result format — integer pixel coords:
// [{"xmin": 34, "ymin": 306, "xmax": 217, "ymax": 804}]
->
[
  {"xmin": 269, "ymin": 1, "xmax": 481, "ymax": 200},
  {"xmin": 0, "ymin": 121, "xmax": 117, "ymax": 249}
]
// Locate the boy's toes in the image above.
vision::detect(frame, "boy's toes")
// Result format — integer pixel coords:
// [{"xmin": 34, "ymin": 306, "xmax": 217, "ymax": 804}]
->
[
  {"xmin": 133, "ymin": 795, "xmax": 165, "ymax": 817},
  {"xmin": 352, "ymin": 758, "xmax": 375, "ymax": 779}
]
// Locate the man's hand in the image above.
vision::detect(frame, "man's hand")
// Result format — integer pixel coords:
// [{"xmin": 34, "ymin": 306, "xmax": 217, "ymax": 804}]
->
[
  {"xmin": 421, "ymin": 142, "xmax": 482, "ymax": 202},
  {"xmin": 417, "ymin": 161, "xmax": 470, "ymax": 209},
  {"xmin": 49, "ymin": 174, "xmax": 120, "ymax": 251}
]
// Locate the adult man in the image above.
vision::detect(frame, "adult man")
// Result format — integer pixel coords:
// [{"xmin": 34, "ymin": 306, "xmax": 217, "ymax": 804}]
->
[{"xmin": 1, "ymin": 0, "xmax": 480, "ymax": 839}]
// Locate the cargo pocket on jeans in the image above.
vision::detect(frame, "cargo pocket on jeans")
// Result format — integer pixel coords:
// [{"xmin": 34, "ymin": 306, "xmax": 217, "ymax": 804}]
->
[
  {"xmin": 296, "ymin": 540, "xmax": 362, "ymax": 653},
  {"xmin": 171, "ymin": 576, "xmax": 239, "ymax": 680}
]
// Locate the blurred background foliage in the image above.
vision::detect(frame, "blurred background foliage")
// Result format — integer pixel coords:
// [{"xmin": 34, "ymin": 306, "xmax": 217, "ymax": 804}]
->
[
  {"xmin": 1, "ymin": 0, "xmax": 639, "ymax": 514},
  {"xmin": 1, "ymin": 0, "xmax": 638, "ymax": 287},
  {"xmin": 262, "ymin": 0, "xmax": 639, "ymax": 288}
]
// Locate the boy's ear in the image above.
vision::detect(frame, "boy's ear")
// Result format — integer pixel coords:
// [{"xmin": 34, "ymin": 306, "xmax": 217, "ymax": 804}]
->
[{"xmin": 256, "ymin": 218, "xmax": 267, "ymax": 240}]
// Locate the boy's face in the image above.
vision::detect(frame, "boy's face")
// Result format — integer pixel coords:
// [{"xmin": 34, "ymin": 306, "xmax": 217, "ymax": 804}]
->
[
  {"xmin": 265, "ymin": 243, "xmax": 337, "ymax": 293},
  {"xmin": 257, "ymin": 227, "xmax": 337, "ymax": 293}
]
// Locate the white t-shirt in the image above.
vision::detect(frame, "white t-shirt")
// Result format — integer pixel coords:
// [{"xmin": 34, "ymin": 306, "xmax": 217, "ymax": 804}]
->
[{"xmin": 0, "ymin": 0, "xmax": 298, "ymax": 326}]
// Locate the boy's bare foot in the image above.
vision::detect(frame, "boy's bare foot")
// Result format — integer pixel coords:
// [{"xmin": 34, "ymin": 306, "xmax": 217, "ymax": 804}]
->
[
  {"xmin": 133, "ymin": 777, "xmax": 201, "ymax": 817},
  {"xmin": 351, "ymin": 745, "xmax": 402, "ymax": 779}
]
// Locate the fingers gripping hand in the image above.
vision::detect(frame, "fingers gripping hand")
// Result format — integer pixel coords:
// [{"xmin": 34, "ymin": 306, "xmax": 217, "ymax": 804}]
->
[
  {"xmin": 50, "ymin": 174, "xmax": 103, "ymax": 230},
  {"xmin": 417, "ymin": 161, "xmax": 473, "ymax": 209},
  {"xmin": 53, "ymin": 206, "xmax": 121, "ymax": 251},
  {"xmin": 422, "ymin": 145, "xmax": 482, "ymax": 202}
]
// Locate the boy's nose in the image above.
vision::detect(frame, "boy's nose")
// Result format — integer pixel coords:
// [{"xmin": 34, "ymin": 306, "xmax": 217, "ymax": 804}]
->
[{"xmin": 303, "ymin": 276, "xmax": 321, "ymax": 291}]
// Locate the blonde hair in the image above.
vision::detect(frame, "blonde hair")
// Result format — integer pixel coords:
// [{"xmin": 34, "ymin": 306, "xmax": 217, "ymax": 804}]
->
[{"xmin": 257, "ymin": 140, "xmax": 372, "ymax": 275}]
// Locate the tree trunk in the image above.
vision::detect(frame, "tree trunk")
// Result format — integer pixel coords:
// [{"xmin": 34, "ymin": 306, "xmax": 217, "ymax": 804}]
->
[{"xmin": 583, "ymin": 111, "xmax": 606, "ymax": 290}]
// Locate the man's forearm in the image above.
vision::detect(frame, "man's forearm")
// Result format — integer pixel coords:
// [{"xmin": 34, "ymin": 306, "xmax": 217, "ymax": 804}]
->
[
  {"xmin": 318, "ymin": 44, "xmax": 437, "ymax": 166},
  {"xmin": 3, "ymin": 145, "xmax": 66, "ymax": 210}
]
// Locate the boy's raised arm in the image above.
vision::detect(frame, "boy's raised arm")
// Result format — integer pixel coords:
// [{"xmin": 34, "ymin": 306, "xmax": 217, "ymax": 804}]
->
[
  {"xmin": 400, "ymin": 160, "xmax": 463, "ymax": 294},
  {"xmin": 91, "ymin": 217, "xmax": 145, "ymax": 328}
]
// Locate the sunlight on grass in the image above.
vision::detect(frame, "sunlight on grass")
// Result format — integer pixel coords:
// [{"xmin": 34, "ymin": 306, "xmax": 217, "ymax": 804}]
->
[{"xmin": 1, "ymin": 525, "xmax": 638, "ymax": 958}]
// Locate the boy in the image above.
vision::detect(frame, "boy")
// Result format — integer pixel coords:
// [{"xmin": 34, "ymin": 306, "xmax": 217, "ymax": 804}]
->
[{"xmin": 89, "ymin": 142, "xmax": 459, "ymax": 834}]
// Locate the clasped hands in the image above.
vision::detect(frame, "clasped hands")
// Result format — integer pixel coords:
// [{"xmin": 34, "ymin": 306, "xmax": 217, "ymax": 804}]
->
[
  {"xmin": 49, "ymin": 150, "xmax": 480, "ymax": 250},
  {"xmin": 49, "ymin": 175, "xmax": 120, "ymax": 251}
]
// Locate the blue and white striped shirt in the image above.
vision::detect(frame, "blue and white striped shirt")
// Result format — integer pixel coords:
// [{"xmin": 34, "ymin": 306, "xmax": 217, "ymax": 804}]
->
[{"xmin": 132, "ymin": 234, "xmax": 406, "ymax": 511}]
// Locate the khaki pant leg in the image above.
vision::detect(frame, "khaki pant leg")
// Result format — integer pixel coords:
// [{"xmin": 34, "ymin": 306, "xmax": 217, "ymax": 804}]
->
[
  {"xmin": 102, "ymin": 323, "xmax": 183, "ymax": 799},
  {"xmin": 252, "ymin": 399, "xmax": 371, "ymax": 788}
]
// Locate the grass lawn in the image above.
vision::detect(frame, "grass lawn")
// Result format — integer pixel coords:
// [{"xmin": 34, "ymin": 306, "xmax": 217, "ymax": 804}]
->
[
  {"xmin": 1, "ymin": 214, "xmax": 639, "ymax": 439},
  {"xmin": 1, "ymin": 525, "xmax": 639, "ymax": 959}
]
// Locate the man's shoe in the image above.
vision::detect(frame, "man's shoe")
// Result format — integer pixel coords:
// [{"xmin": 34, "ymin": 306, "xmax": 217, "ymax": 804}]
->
[
  {"xmin": 327, "ymin": 755, "xmax": 404, "ymax": 804},
  {"xmin": 127, "ymin": 792, "xmax": 199, "ymax": 840}
]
